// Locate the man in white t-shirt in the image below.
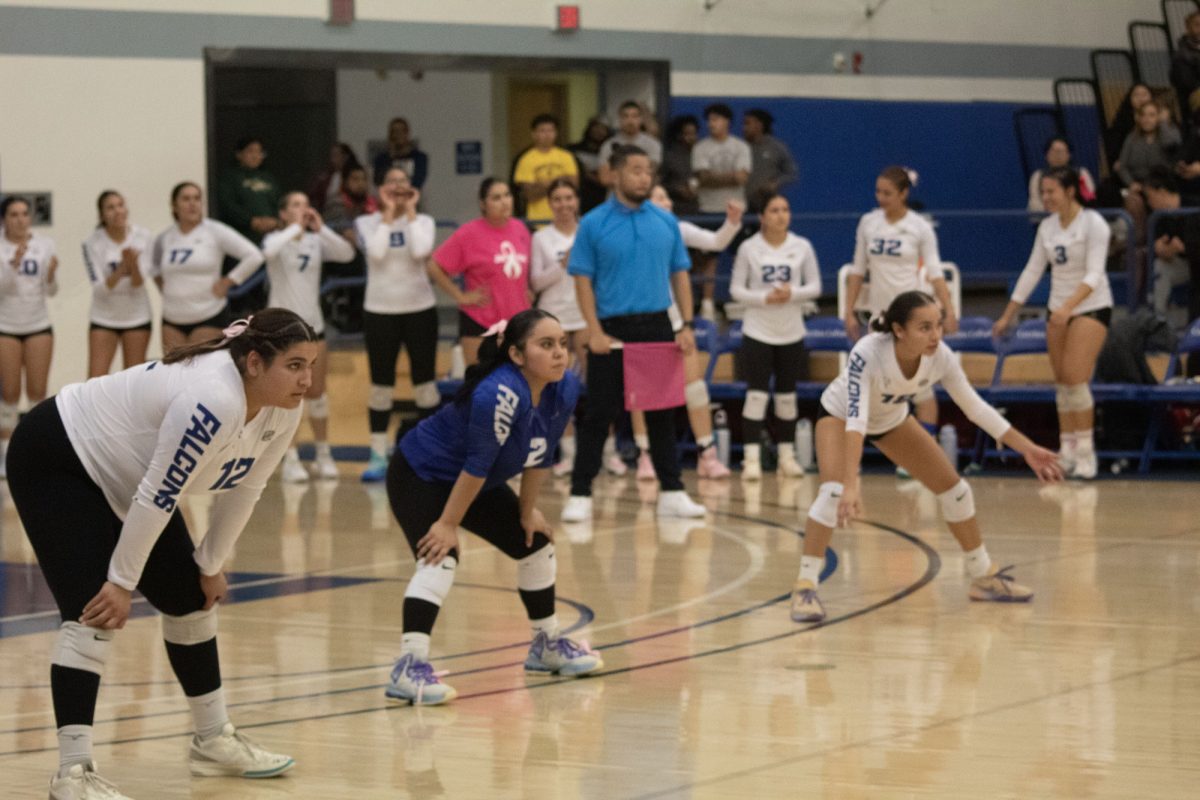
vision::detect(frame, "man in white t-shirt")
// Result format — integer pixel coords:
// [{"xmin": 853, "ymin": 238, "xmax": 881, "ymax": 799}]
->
[
  {"xmin": 598, "ymin": 100, "xmax": 662, "ymax": 187},
  {"xmin": 692, "ymin": 103, "xmax": 751, "ymax": 213}
]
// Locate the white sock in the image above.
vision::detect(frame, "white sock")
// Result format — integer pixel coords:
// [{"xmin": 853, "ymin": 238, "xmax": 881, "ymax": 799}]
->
[
  {"xmin": 558, "ymin": 435, "xmax": 576, "ymax": 460},
  {"xmin": 58, "ymin": 725, "xmax": 93, "ymax": 773},
  {"xmin": 370, "ymin": 433, "xmax": 389, "ymax": 459},
  {"xmin": 798, "ymin": 555, "xmax": 823, "ymax": 585},
  {"xmin": 316, "ymin": 441, "xmax": 332, "ymax": 459},
  {"xmin": 778, "ymin": 442, "xmax": 796, "ymax": 460},
  {"xmin": 187, "ymin": 688, "xmax": 230, "ymax": 741},
  {"xmin": 743, "ymin": 443, "xmax": 761, "ymax": 463},
  {"xmin": 1059, "ymin": 432, "xmax": 1076, "ymax": 456},
  {"xmin": 285, "ymin": 446, "xmax": 300, "ymax": 463},
  {"xmin": 1075, "ymin": 429, "xmax": 1095, "ymax": 455},
  {"xmin": 696, "ymin": 434, "xmax": 714, "ymax": 450},
  {"xmin": 964, "ymin": 544, "xmax": 992, "ymax": 579},
  {"xmin": 634, "ymin": 433, "xmax": 650, "ymax": 452},
  {"xmin": 530, "ymin": 614, "xmax": 560, "ymax": 640},
  {"xmin": 401, "ymin": 632, "xmax": 431, "ymax": 661}
]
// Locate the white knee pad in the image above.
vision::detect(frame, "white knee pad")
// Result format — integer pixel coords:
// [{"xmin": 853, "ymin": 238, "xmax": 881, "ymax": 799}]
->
[
  {"xmin": 0, "ymin": 401, "xmax": 17, "ymax": 430},
  {"xmin": 1063, "ymin": 383, "xmax": 1093, "ymax": 413},
  {"xmin": 405, "ymin": 555, "xmax": 457, "ymax": 607},
  {"xmin": 161, "ymin": 605, "xmax": 218, "ymax": 645},
  {"xmin": 773, "ymin": 393, "xmax": 798, "ymax": 421},
  {"xmin": 806, "ymin": 481, "xmax": 843, "ymax": 528},
  {"xmin": 517, "ymin": 544, "xmax": 556, "ymax": 592},
  {"xmin": 938, "ymin": 479, "xmax": 976, "ymax": 523},
  {"xmin": 1054, "ymin": 384, "xmax": 1070, "ymax": 412},
  {"xmin": 413, "ymin": 380, "xmax": 440, "ymax": 411},
  {"xmin": 53, "ymin": 622, "xmax": 115, "ymax": 676},
  {"xmin": 369, "ymin": 384, "xmax": 393, "ymax": 412},
  {"xmin": 307, "ymin": 393, "xmax": 329, "ymax": 419},
  {"xmin": 743, "ymin": 390, "xmax": 770, "ymax": 421},
  {"xmin": 684, "ymin": 380, "xmax": 710, "ymax": 411}
]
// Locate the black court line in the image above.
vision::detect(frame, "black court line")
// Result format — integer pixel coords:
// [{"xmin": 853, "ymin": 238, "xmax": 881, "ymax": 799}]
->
[{"xmin": 0, "ymin": 513, "xmax": 927, "ymax": 760}]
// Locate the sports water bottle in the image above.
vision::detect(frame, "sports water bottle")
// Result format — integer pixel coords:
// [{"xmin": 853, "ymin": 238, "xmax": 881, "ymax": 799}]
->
[
  {"xmin": 939, "ymin": 424, "xmax": 958, "ymax": 468},
  {"xmin": 713, "ymin": 408, "xmax": 731, "ymax": 467},
  {"xmin": 795, "ymin": 418, "xmax": 814, "ymax": 471},
  {"xmin": 450, "ymin": 343, "xmax": 466, "ymax": 379}
]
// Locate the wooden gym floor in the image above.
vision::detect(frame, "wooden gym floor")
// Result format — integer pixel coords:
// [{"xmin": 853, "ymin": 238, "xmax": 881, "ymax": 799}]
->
[{"xmin": 0, "ymin": 466, "xmax": 1197, "ymax": 798}]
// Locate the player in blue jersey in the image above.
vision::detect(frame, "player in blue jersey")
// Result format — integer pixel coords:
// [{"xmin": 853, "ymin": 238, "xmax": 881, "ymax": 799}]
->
[{"xmin": 384, "ymin": 308, "xmax": 602, "ymax": 705}]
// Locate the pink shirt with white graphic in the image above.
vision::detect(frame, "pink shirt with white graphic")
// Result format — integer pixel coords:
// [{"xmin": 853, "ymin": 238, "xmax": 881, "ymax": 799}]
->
[{"xmin": 434, "ymin": 217, "xmax": 532, "ymax": 329}]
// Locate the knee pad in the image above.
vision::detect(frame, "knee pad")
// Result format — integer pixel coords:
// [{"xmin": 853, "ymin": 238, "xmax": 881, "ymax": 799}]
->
[
  {"xmin": 684, "ymin": 380, "xmax": 710, "ymax": 411},
  {"xmin": 369, "ymin": 384, "xmax": 393, "ymax": 413},
  {"xmin": 0, "ymin": 401, "xmax": 17, "ymax": 431},
  {"xmin": 743, "ymin": 390, "xmax": 770, "ymax": 422},
  {"xmin": 306, "ymin": 393, "xmax": 329, "ymax": 420},
  {"xmin": 161, "ymin": 605, "xmax": 218, "ymax": 645},
  {"xmin": 405, "ymin": 555, "xmax": 457, "ymax": 607},
  {"xmin": 806, "ymin": 481, "xmax": 843, "ymax": 528},
  {"xmin": 773, "ymin": 393, "xmax": 798, "ymax": 421},
  {"xmin": 517, "ymin": 544, "xmax": 556, "ymax": 592},
  {"xmin": 1054, "ymin": 384, "xmax": 1070, "ymax": 412},
  {"xmin": 413, "ymin": 381, "xmax": 440, "ymax": 411},
  {"xmin": 938, "ymin": 479, "xmax": 975, "ymax": 523},
  {"xmin": 1064, "ymin": 383, "xmax": 1093, "ymax": 413},
  {"xmin": 53, "ymin": 622, "xmax": 114, "ymax": 676}
]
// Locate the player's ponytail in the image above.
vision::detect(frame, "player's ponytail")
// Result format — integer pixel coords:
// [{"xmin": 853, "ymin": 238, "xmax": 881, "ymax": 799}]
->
[
  {"xmin": 162, "ymin": 307, "xmax": 318, "ymax": 372},
  {"xmin": 871, "ymin": 290, "xmax": 938, "ymax": 335},
  {"xmin": 454, "ymin": 308, "xmax": 559, "ymax": 404}
]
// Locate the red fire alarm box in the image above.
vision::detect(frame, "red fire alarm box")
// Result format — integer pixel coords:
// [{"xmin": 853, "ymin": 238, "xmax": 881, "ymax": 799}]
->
[{"xmin": 556, "ymin": 5, "xmax": 580, "ymax": 32}]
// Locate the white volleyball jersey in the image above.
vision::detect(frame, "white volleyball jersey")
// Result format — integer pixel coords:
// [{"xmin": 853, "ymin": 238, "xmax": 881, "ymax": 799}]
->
[
  {"xmin": 0, "ymin": 232, "xmax": 58, "ymax": 335},
  {"xmin": 530, "ymin": 225, "xmax": 584, "ymax": 331},
  {"xmin": 81, "ymin": 225, "xmax": 154, "ymax": 327},
  {"xmin": 263, "ymin": 224, "xmax": 355, "ymax": 334},
  {"xmin": 850, "ymin": 209, "xmax": 942, "ymax": 314},
  {"xmin": 56, "ymin": 350, "xmax": 301, "ymax": 590},
  {"xmin": 354, "ymin": 212, "xmax": 437, "ymax": 315},
  {"xmin": 1012, "ymin": 208, "xmax": 1113, "ymax": 315},
  {"xmin": 821, "ymin": 333, "xmax": 1010, "ymax": 440},
  {"xmin": 151, "ymin": 219, "xmax": 263, "ymax": 325},
  {"xmin": 729, "ymin": 232, "xmax": 821, "ymax": 345}
]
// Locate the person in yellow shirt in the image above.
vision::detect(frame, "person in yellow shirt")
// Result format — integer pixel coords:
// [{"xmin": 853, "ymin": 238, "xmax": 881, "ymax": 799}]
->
[{"xmin": 514, "ymin": 114, "xmax": 579, "ymax": 223}]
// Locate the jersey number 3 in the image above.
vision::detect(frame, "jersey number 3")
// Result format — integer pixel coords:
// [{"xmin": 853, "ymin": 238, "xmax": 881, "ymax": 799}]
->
[
  {"xmin": 209, "ymin": 458, "xmax": 255, "ymax": 490},
  {"xmin": 1052, "ymin": 245, "xmax": 1067, "ymax": 265}
]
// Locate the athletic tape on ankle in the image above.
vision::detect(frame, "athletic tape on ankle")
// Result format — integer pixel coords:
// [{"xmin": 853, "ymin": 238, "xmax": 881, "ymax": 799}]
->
[
  {"xmin": 368, "ymin": 384, "xmax": 393, "ymax": 412},
  {"xmin": 1063, "ymin": 383, "xmax": 1093, "ymax": 412},
  {"xmin": 938, "ymin": 479, "xmax": 975, "ymax": 523},
  {"xmin": 684, "ymin": 380, "xmax": 710, "ymax": 411},
  {"xmin": 773, "ymin": 393, "xmax": 798, "ymax": 421},
  {"xmin": 161, "ymin": 606, "xmax": 218, "ymax": 645},
  {"xmin": 53, "ymin": 622, "xmax": 114, "ymax": 676},
  {"xmin": 742, "ymin": 390, "xmax": 769, "ymax": 421},
  {"xmin": 413, "ymin": 381, "xmax": 440, "ymax": 410},
  {"xmin": 307, "ymin": 393, "xmax": 329, "ymax": 419},
  {"xmin": 807, "ymin": 481, "xmax": 843, "ymax": 528},
  {"xmin": 405, "ymin": 555, "xmax": 457, "ymax": 606},
  {"xmin": 517, "ymin": 544, "xmax": 556, "ymax": 591},
  {"xmin": 0, "ymin": 401, "xmax": 17, "ymax": 430}
]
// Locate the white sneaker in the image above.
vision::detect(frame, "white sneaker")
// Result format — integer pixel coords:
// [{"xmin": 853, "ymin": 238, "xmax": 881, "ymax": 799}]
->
[
  {"xmin": 281, "ymin": 456, "xmax": 309, "ymax": 484},
  {"xmin": 561, "ymin": 495, "xmax": 593, "ymax": 523},
  {"xmin": 741, "ymin": 458, "xmax": 762, "ymax": 481},
  {"xmin": 777, "ymin": 453, "xmax": 805, "ymax": 478},
  {"xmin": 384, "ymin": 653, "xmax": 457, "ymax": 706},
  {"xmin": 50, "ymin": 762, "xmax": 133, "ymax": 799},
  {"xmin": 1073, "ymin": 450, "xmax": 1097, "ymax": 480},
  {"xmin": 313, "ymin": 452, "xmax": 339, "ymax": 480},
  {"xmin": 656, "ymin": 490, "xmax": 706, "ymax": 518},
  {"xmin": 188, "ymin": 723, "xmax": 295, "ymax": 778}
]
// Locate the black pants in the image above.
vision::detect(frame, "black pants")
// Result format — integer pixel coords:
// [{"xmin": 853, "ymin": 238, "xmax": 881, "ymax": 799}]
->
[
  {"xmin": 571, "ymin": 312, "xmax": 683, "ymax": 495},
  {"xmin": 7, "ymin": 399, "xmax": 205, "ymax": 621},
  {"xmin": 740, "ymin": 335, "xmax": 805, "ymax": 444},
  {"xmin": 363, "ymin": 307, "xmax": 440, "ymax": 431}
]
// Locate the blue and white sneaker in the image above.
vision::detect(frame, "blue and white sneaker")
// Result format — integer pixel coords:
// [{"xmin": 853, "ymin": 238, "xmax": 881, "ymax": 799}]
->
[
  {"xmin": 524, "ymin": 632, "xmax": 604, "ymax": 676},
  {"xmin": 360, "ymin": 452, "xmax": 388, "ymax": 483},
  {"xmin": 385, "ymin": 653, "xmax": 457, "ymax": 706},
  {"xmin": 188, "ymin": 723, "xmax": 295, "ymax": 778}
]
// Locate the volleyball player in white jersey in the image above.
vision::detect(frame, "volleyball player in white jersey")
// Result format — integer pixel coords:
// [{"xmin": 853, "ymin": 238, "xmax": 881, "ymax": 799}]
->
[
  {"xmin": 82, "ymin": 190, "xmax": 154, "ymax": 377},
  {"xmin": 354, "ymin": 167, "xmax": 440, "ymax": 482},
  {"xmin": 0, "ymin": 195, "xmax": 58, "ymax": 479},
  {"xmin": 993, "ymin": 166, "xmax": 1113, "ymax": 480},
  {"xmin": 729, "ymin": 194, "xmax": 821, "ymax": 479},
  {"xmin": 152, "ymin": 181, "xmax": 264, "ymax": 353},
  {"xmin": 790, "ymin": 292, "xmax": 1062, "ymax": 623},
  {"xmin": 629, "ymin": 184, "xmax": 743, "ymax": 481},
  {"xmin": 5, "ymin": 309, "xmax": 315, "ymax": 799},
  {"xmin": 263, "ymin": 191, "xmax": 356, "ymax": 482}
]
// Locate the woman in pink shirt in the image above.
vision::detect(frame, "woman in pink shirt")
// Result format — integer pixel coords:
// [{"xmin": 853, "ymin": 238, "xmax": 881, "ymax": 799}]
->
[{"xmin": 428, "ymin": 178, "xmax": 532, "ymax": 364}]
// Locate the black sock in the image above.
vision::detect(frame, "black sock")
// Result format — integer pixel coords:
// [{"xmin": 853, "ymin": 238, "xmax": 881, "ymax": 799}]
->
[
  {"xmin": 403, "ymin": 598, "xmax": 441, "ymax": 635},
  {"xmin": 50, "ymin": 665, "xmax": 101, "ymax": 727},
  {"xmin": 518, "ymin": 586, "xmax": 556, "ymax": 621},
  {"xmin": 164, "ymin": 637, "xmax": 222, "ymax": 697}
]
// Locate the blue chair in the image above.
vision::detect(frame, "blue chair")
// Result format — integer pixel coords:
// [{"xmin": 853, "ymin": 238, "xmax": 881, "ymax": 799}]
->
[
  {"xmin": 943, "ymin": 316, "xmax": 997, "ymax": 355},
  {"xmin": 696, "ymin": 319, "xmax": 745, "ymax": 399},
  {"xmin": 1139, "ymin": 317, "xmax": 1200, "ymax": 473},
  {"xmin": 973, "ymin": 319, "xmax": 1051, "ymax": 465},
  {"xmin": 803, "ymin": 316, "xmax": 852, "ymax": 354}
]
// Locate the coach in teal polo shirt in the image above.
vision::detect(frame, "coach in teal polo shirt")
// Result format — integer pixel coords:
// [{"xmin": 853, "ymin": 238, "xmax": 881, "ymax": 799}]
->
[{"xmin": 561, "ymin": 145, "xmax": 707, "ymax": 523}]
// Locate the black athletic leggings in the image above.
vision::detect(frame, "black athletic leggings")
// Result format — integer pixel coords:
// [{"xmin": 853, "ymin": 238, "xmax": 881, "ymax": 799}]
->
[
  {"xmin": 6, "ymin": 399, "xmax": 206, "ymax": 621},
  {"xmin": 740, "ymin": 335, "xmax": 806, "ymax": 445},
  {"xmin": 363, "ymin": 308, "xmax": 439, "ymax": 431}
]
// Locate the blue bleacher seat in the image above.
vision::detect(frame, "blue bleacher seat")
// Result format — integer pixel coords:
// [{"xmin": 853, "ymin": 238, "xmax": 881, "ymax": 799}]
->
[{"xmin": 1139, "ymin": 317, "xmax": 1200, "ymax": 472}]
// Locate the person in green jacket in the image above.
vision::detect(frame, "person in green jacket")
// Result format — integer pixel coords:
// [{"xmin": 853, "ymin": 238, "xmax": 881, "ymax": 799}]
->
[{"xmin": 218, "ymin": 137, "xmax": 281, "ymax": 245}]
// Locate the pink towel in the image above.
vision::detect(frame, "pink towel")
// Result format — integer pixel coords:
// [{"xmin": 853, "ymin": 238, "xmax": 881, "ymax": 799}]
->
[{"xmin": 623, "ymin": 341, "xmax": 686, "ymax": 411}]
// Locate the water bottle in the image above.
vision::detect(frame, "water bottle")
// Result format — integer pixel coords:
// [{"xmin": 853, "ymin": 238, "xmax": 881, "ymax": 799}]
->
[
  {"xmin": 450, "ymin": 343, "xmax": 466, "ymax": 379},
  {"xmin": 713, "ymin": 408, "xmax": 731, "ymax": 467},
  {"xmin": 795, "ymin": 418, "xmax": 814, "ymax": 471},
  {"xmin": 939, "ymin": 424, "xmax": 958, "ymax": 468}
]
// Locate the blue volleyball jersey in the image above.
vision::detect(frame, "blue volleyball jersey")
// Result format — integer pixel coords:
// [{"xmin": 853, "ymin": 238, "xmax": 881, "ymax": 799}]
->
[{"xmin": 400, "ymin": 363, "xmax": 580, "ymax": 490}]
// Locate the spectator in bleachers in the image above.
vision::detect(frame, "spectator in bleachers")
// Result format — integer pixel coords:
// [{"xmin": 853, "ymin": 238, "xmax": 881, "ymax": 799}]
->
[
  {"xmin": 1027, "ymin": 137, "xmax": 1096, "ymax": 212},
  {"xmin": 1119, "ymin": 100, "xmax": 1182, "ymax": 239},
  {"xmin": 323, "ymin": 163, "xmax": 377, "ymax": 246},
  {"xmin": 372, "ymin": 117, "xmax": 428, "ymax": 189},
  {"xmin": 0, "ymin": 195, "xmax": 58, "ymax": 479},
  {"xmin": 82, "ymin": 190, "xmax": 153, "ymax": 377},
  {"xmin": 428, "ymin": 177, "xmax": 531, "ymax": 366},
  {"xmin": 598, "ymin": 101, "xmax": 662, "ymax": 187},
  {"xmin": 1104, "ymin": 83, "xmax": 1154, "ymax": 170},
  {"xmin": 307, "ymin": 142, "xmax": 360, "ymax": 213},
  {"xmin": 692, "ymin": 103, "xmax": 752, "ymax": 320},
  {"xmin": 217, "ymin": 136, "xmax": 281, "ymax": 245},
  {"xmin": 514, "ymin": 114, "xmax": 579, "ymax": 224},
  {"xmin": 742, "ymin": 109, "xmax": 799, "ymax": 213},
  {"xmin": 660, "ymin": 114, "xmax": 701, "ymax": 216},
  {"xmin": 1170, "ymin": 10, "xmax": 1200, "ymax": 113},
  {"xmin": 569, "ymin": 115, "xmax": 610, "ymax": 213},
  {"xmin": 1143, "ymin": 168, "xmax": 1198, "ymax": 322}
]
